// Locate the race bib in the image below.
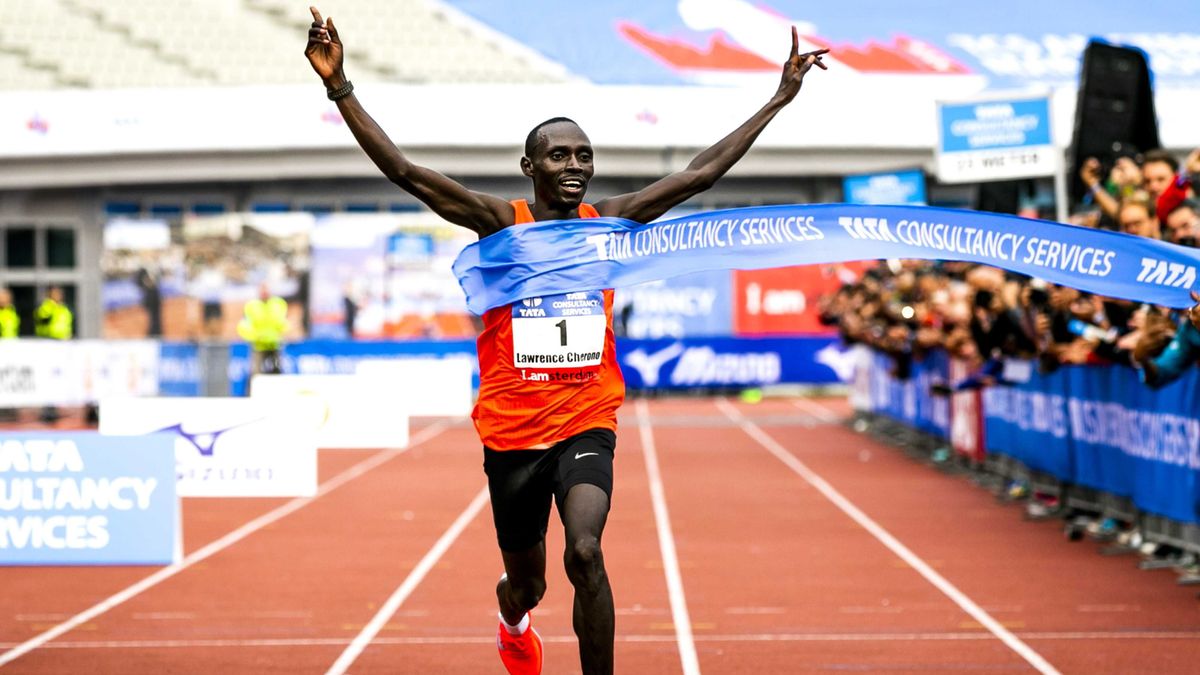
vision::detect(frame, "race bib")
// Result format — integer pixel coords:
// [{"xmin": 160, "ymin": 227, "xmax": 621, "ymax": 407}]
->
[{"xmin": 511, "ymin": 291, "xmax": 607, "ymax": 369}]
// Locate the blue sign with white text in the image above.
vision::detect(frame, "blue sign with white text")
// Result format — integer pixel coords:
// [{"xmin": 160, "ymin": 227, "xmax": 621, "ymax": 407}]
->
[
  {"xmin": 843, "ymin": 170, "xmax": 927, "ymax": 206},
  {"xmin": 228, "ymin": 339, "xmax": 480, "ymax": 396},
  {"xmin": 867, "ymin": 351, "xmax": 949, "ymax": 437},
  {"xmin": 982, "ymin": 367, "xmax": 1074, "ymax": 480},
  {"xmin": 617, "ymin": 336, "xmax": 842, "ymax": 389},
  {"xmin": 939, "ymin": 98, "xmax": 1053, "ymax": 153},
  {"xmin": 616, "ymin": 269, "xmax": 734, "ymax": 338},
  {"xmin": 159, "ymin": 342, "xmax": 201, "ymax": 396},
  {"xmin": 0, "ymin": 432, "xmax": 178, "ymax": 565}
]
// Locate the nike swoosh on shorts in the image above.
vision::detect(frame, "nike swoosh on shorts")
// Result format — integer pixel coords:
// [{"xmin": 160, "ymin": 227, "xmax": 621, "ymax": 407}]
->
[{"xmin": 574, "ymin": 452, "xmax": 599, "ymax": 460}]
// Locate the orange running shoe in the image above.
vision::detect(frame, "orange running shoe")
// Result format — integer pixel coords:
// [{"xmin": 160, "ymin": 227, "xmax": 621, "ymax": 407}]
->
[{"xmin": 496, "ymin": 612, "xmax": 542, "ymax": 675}]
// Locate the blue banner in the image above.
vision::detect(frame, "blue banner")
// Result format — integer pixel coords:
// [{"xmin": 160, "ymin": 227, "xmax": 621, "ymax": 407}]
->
[
  {"xmin": 0, "ymin": 432, "xmax": 178, "ymax": 565},
  {"xmin": 202, "ymin": 336, "xmax": 846, "ymax": 396},
  {"xmin": 228, "ymin": 339, "xmax": 480, "ymax": 396},
  {"xmin": 618, "ymin": 336, "xmax": 842, "ymax": 389},
  {"xmin": 454, "ymin": 204, "xmax": 1200, "ymax": 315},
  {"xmin": 982, "ymin": 366, "xmax": 1074, "ymax": 479},
  {"xmin": 159, "ymin": 342, "xmax": 201, "ymax": 396},
  {"xmin": 982, "ymin": 365, "xmax": 1200, "ymax": 523},
  {"xmin": 1066, "ymin": 366, "xmax": 1136, "ymax": 499},
  {"xmin": 617, "ymin": 269, "xmax": 734, "ymax": 338},
  {"xmin": 843, "ymin": 170, "xmax": 927, "ymax": 206},
  {"xmin": 864, "ymin": 351, "xmax": 1200, "ymax": 523},
  {"xmin": 939, "ymin": 98, "xmax": 1052, "ymax": 153},
  {"xmin": 867, "ymin": 352, "xmax": 949, "ymax": 437}
]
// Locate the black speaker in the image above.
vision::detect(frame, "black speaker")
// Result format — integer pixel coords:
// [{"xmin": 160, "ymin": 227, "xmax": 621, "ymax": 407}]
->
[
  {"xmin": 975, "ymin": 179, "xmax": 1033, "ymax": 216},
  {"xmin": 974, "ymin": 178, "xmax": 1022, "ymax": 212},
  {"xmin": 1069, "ymin": 41, "xmax": 1160, "ymax": 205}
]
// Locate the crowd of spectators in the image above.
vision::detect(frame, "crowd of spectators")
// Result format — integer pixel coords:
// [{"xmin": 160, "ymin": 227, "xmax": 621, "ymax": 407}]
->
[
  {"xmin": 821, "ymin": 148, "xmax": 1200, "ymax": 565},
  {"xmin": 820, "ymin": 148, "xmax": 1200, "ymax": 390}
]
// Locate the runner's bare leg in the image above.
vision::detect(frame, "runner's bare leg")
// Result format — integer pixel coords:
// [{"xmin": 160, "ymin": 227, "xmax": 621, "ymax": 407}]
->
[{"xmin": 562, "ymin": 484, "xmax": 614, "ymax": 675}]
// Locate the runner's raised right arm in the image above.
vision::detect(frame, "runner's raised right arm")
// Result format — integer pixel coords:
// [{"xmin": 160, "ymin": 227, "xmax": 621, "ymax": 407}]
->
[{"xmin": 305, "ymin": 7, "xmax": 513, "ymax": 235}]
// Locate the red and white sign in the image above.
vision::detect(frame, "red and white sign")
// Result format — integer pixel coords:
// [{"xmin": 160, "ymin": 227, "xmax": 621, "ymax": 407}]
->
[
  {"xmin": 949, "ymin": 358, "xmax": 986, "ymax": 462},
  {"xmin": 733, "ymin": 264, "xmax": 856, "ymax": 335}
]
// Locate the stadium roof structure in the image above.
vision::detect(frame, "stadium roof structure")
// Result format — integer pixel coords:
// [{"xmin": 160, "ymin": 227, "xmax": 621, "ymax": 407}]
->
[{"xmin": 2, "ymin": 0, "xmax": 1199, "ymax": 188}]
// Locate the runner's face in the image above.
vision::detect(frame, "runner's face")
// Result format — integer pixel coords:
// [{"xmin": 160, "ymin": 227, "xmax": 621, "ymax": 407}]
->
[{"xmin": 528, "ymin": 123, "xmax": 594, "ymax": 208}]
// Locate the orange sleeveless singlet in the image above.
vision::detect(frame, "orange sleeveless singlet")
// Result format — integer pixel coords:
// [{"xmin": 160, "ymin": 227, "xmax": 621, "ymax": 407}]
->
[{"xmin": 472, "ymin": 199, "xmax": 626, "ymax": 450}]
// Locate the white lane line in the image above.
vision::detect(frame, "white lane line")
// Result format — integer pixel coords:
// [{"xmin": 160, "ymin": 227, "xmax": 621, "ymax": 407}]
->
[
  {"xmin": 324, "ymin": 486, "xmax": 489, "ymax": 675},
  {"xmin": 0, "ymin": 423, "xmax": 449, "ymax": 670},
  {"xmin": 790, "ymin": 398, "xmax": 842, "ymax": 424},
  {"xmin": 10, "ymin": 630, "xmax": 1198, "ymax": 650},
  {"xmin": 636, "ymin": 399, "xmax": 702, "ymax": 675},
  {"xmin": 715, "ymin": 398, "xmax": 1061, "ymax": 675}
]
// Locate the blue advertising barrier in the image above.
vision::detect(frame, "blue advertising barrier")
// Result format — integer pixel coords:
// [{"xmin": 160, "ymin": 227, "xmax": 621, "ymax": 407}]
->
[
  {"xmin": 228, "ymin": 339, "xmax": 480, "ymax": 396},
  {"xmin": 983, "ymin": 365, "xmax": 1200, "ymax": 523},
  {"xmin": 981, "ymin": 365, "xmax": 1074, "ymax": 480},
  {"xmin": 159, "ymin": 336, "xmax": 847, "ymax": 396},
  {"xmin": 617, "ymin": 336, "xmax": 843, "ymax": 390},
  {"xmin": 0, "ymin": 432, "xmax": 179, "ymax": 565},
  {"xmin": 866, "ymin": 351, "xmax": 949, "ymax": 438},
  {"xmin": 865, "ymin": 350, "xmax": 1200, "ymax": 525},
  {"xmin": 159, "ymin": 342, "xmax": 201, "ymax": 396}
]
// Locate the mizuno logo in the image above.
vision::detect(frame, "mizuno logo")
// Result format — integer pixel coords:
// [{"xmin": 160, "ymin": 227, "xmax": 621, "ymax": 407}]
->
[
  {"xmin": 155, "ymin": 418, "xmax": 265, "ymax": 457},
  {"xmin": 623, "ymin": 342, "xmax": 685, "ymax": 387},
  {"xmin": 815, "ymin": 343, "xmax": 858, "ymax": 382},
  {"xmin": 574, "ymin": 452, "xmax": 599, "ymax": 460}
]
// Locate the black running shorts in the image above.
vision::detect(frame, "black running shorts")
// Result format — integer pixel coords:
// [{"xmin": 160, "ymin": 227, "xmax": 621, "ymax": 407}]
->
[{"xmin": 483, "ymin": 428, "xmax": 616, "ymax": 552}]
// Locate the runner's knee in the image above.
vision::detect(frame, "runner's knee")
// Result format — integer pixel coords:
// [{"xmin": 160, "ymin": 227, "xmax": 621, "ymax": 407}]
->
[
  {"xmin": 564, "ymin": 535, "xmax": 605, "ymax": 587},
  {"xmin": 503, "ymin": 574, "xmax": 547, "ymax": 610}
]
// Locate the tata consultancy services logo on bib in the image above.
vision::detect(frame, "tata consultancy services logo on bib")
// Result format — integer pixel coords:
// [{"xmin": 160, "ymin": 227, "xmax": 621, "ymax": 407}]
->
[{"xmin": 516, "ymin": 296, "xmax": 547, "ymax": 318}]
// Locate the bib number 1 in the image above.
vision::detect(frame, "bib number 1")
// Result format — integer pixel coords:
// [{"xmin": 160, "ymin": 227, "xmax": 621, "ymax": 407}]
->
[{"xmin": 511, "ymin": 291, "xmax": 606, "ymax": 369}]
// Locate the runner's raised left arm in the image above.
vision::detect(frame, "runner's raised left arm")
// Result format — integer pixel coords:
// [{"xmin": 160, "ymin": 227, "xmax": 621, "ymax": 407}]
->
[{"xmin": 596, "ymin": 27, "xmax": 827, "ymax": 223}]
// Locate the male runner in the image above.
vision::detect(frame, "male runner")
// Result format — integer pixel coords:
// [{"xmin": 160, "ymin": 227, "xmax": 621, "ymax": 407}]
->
[{"xmin": 305, "ymin": 8, "xmax": 826, "ymax": 674}]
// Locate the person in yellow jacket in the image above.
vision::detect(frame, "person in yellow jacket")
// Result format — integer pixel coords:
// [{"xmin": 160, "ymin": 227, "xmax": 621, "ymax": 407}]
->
[
  {"xmin": 238, "ymin": 283, "xmax": 289, "ymax": 375},
  {"xmin": 0, "ymin": 287, "xmax": 18, "ymax": 338},
  {"xmin": 34, "ymin": 286, "xmax": 72, "ymax": 340}
]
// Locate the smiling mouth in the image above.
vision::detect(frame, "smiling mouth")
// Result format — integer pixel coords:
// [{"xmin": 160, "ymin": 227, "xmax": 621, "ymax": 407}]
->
[{"xmin": 559, "ymin": 177, "xmax": 586, "ymax": 193}]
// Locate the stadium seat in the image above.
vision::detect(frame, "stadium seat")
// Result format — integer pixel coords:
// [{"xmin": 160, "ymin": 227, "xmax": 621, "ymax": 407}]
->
[{"xmin": 0, "ymin": 0, "xmax": 565, "ymax": 89}]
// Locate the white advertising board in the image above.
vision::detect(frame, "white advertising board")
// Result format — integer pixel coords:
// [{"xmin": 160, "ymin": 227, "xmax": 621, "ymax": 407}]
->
[
  {"xmin": 0, "ymin": 340, "xmax": 159, "ymax": 407},
  {"xmin": 354, "ymin": 357, "xmax": 474, "ymax": 417},
  {"xmin": 99, "ymin": 397, "xmax": 320, "ymax": 497},
  {"xmin": 936, "ymin": 95, "xmax": 1057, "ymax": 184},
  {"xmin": 249, "ymin": 374, "xmax": 409, "ymax": 449}
]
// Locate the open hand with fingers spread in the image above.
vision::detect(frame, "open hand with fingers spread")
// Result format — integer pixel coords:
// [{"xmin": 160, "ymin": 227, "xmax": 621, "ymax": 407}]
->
[
  {"xmin": 775, "ymin": 26, "xmax": 828, "ymax": 104},
  {"xmin": 305, "ymin": 6, "xmax": 345, "ymax": 87}
]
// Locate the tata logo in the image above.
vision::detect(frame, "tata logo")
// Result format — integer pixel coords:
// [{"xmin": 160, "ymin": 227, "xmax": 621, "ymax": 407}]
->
[
  {"xmin": 518, "ymin": 308, "xmax": 547, "ymax": 318},
  {"xmin": 522, "ymin": 297, "xmax": 543, "ymax": 307},
  {"xmin": 0, "ymin": 439, "xmax": 83, "ymax": 472},
  {"xmin": 1137, "ymin": 257, "xmax": 1197, "ymax": 289},
  {"xmin": 155, "ymin": 418, "xmax": 264, "ymax": 457}
]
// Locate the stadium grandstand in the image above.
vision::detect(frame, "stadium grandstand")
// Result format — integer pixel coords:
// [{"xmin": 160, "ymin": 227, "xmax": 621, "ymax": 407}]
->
[
  {"xmin": 4, "ymin": 2, "xmax": 1200, "ymax": 673},
  {"xmin": 0, "ymin": 0, "xmax": 564, "ymax": 88}
]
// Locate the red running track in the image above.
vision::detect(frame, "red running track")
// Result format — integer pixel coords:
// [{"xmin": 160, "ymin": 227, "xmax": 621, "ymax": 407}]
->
[{"xmin": 2, "ymin": 400, "xmax": 1199, "ymax": 674}]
